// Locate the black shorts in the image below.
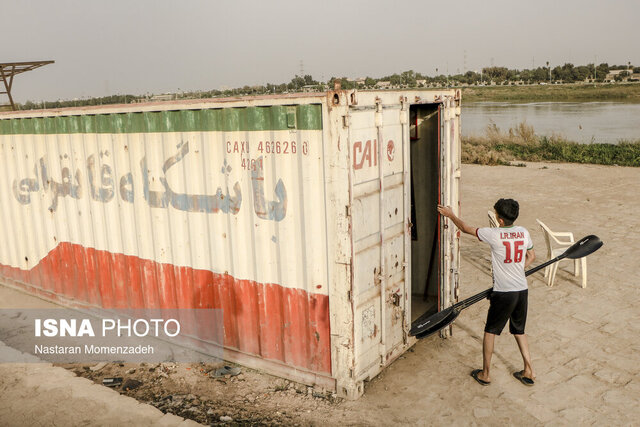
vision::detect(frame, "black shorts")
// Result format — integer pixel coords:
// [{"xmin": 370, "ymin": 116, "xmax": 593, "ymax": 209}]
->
[{"xmin": 484, "ymin": 290, "xmax": 528, "ymax": 335}]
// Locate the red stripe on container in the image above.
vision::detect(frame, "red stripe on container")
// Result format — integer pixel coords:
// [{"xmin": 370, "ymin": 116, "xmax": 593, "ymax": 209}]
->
[
  {"xmin": 0, "ymin": 242, "xmax": 331, "ymax": 374},
  {"xmin": 234, "ymin": 277, "xmax": 261, "ymax": 355},
  {"xmin": 260, "ymin": 283, "xmax": 285, "ymax": 362},
  {"xmin": 46, "ymin": 243, "xmax": 60, "ymax": 294},
  {"xmin": 110, "ymin": 252, "xmax": 128, "ymax": 309},
  {"xmin": 124, "ymin": 255, "xmax": 144, "ymax": 308},
  {"xmin": 71, "ymin": 244, "xmax": 88, "ymax": 302},
  {"xmin": 59, "ymin": 242, "xmax": 74, "ymax": 297}
]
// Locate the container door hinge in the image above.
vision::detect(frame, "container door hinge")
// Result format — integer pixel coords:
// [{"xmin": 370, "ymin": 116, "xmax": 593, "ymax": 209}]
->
[
  {"xmin": 347, "ymin": 290, "xmax": 352, "ymax": 302},
  {"xmin": 342, "ymin": 115, "xmax": 350, "ymax": 128},
  {"xmin": 345, "ymin": 205, "xmax": 351, "ymax": 217}
]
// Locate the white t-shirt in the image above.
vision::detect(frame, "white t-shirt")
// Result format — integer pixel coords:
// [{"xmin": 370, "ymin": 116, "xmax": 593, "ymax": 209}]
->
[{"xmin": 476, "ymin": 226, "xmax": 534, "ymax": 292}]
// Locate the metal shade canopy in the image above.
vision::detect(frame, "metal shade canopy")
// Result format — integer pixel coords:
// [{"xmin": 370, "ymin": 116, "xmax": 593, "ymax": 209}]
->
[{"xmin": 0, "ymin": 61, "xmax": 54, "ymax": 111}]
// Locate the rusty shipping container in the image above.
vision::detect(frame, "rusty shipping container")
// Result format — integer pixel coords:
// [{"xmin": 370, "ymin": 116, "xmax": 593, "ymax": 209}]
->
[{"xmin": 0, "ymin": 89, "xmax": 460, "ymax": 398}]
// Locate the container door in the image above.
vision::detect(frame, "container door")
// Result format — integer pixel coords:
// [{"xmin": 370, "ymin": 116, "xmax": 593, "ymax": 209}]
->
[
  {"xmin": 439, "ymin": 98, "xmax": 461, "ymax": 336},
  {"xmin": 408, "ymin": 104, "xmax": 441, "ymax": 324},
  {"xmin": 348, "ymin": 99, "xmax": 410, "ymax": 379}
]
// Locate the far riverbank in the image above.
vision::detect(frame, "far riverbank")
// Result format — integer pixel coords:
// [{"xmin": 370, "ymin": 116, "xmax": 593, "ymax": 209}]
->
[{"xmin": 462, "ymin": 83, "xmax": 640, "ymax": 103}]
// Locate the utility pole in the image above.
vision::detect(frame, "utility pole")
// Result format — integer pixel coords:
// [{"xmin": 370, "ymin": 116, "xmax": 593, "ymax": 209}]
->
[
  {"xmin": 446, "ymin": 62, "xmax": 449, "ymax": 87},
  {"xmin": 547, "ymin": 61, "xmax": 551, "ymax": 83},
  {"xmin": 464, "ymin": 50, "xmax": 467, "ymax": 74}
]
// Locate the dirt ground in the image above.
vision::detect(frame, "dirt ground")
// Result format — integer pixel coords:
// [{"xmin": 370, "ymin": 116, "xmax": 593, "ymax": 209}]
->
[{"xmin": 1, "ymin": 161, "xmax": 638, "ymax": 426}]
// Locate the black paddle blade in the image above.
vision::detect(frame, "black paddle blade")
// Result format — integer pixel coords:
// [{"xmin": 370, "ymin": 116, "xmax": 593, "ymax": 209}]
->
[
  {"xmin": 564, "ymin": 235, "xmax": 603, "ymax": 259},
  {"xmin": 410, "ymin": 306, "xmax": 460, "ymax": 338}
]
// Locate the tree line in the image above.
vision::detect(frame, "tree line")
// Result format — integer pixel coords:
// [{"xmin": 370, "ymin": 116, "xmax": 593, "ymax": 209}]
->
[{"xmin": 16, "ymin": 63, "xmax": 639, "ymax": 110}]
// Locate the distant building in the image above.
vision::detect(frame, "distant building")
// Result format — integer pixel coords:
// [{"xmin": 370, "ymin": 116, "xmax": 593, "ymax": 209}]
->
[
  {"xmin": 343, "ymin": 78, "xmax": 366, "ymax": 86},
  {"xmin": 150, "ymin": 94, "xmax": 175, "ymax": 102},
  {"xmin": 416, "ymin": 79, "xmax": 427, "ymax": 86},
  {"xmin": 605, "ymin": 69, "xmax": 630, "ymax": 82},
  {"xmin": 375, "ymin": 81, "xmax": 391, "ymax": 88},
  {"xmin": 302, "ymin": 85, "xmax": 318, "ymax": 93}
]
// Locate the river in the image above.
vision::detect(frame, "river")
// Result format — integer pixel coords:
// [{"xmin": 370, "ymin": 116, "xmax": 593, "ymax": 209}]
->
[{"xmin": 461, "ymin": 101, "xmax": 640, "ymax": 144}]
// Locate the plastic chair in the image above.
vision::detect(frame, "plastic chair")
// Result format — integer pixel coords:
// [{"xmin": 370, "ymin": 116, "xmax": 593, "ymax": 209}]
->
[
  {"xmin": 536, "ymin": 219, "xmax": 587, "ymax": 288},
  {"xmin": 488, "ymin": 210, "xmax": 499, "ymax": 228}
]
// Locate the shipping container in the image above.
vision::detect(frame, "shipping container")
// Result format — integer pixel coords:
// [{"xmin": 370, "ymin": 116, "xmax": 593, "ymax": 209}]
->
[{"xmin": 0, "ymin": 89, "xmax": 461, "ymax": 399}]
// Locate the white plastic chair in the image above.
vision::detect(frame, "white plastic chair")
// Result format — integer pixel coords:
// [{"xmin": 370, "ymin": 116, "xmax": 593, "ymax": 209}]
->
[
  {"xmin": 536, "ymin": 219, "xmax": 587, "ymax": 288},
  {"xmin": 488, "ymin": 210, "xmax": 499, "ymax": 228}
]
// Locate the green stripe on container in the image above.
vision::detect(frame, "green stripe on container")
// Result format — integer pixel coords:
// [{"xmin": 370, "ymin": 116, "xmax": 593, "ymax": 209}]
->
[{"xmin": 0, "ymin": 104, "xmax": 323, "ymax": 135}]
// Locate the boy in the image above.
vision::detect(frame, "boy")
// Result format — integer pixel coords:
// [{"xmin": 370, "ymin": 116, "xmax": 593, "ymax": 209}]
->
[{"xmin": 437, "ymin": 199, "xmax": 536, "ymax": 386}]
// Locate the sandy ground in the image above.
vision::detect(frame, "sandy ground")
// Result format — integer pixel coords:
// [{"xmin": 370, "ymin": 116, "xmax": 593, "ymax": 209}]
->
[
  {"xmin": 334, "ymin": 162, "xmax": 640, "ymax": 425},
  {"xmin": 0, "ymin": 161, "xmax": 638, "ymax": 426},
  {"xmin": 0, "ymin": 290, "xmax": 200, "ymax": 426}
]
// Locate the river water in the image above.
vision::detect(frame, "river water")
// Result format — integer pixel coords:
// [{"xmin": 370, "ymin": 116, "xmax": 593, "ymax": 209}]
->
[{"xmin": 462, "ymin": 101, "xmax": 640, "ymax": 144}]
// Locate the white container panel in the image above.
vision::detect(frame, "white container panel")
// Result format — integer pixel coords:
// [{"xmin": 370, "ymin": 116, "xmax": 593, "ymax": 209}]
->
[{"xmin": 0, "ymin": 90, "xmax": 461, "ymax": 399}]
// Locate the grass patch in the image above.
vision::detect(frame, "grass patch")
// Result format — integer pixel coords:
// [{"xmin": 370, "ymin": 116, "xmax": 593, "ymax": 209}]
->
[
  {"xmin": 462, "ymin": 83, "xmax": 640, "ymax": 103},
  {"xmin": 463, "ymin": 122, "xmax": 640, "ymax": 167}
]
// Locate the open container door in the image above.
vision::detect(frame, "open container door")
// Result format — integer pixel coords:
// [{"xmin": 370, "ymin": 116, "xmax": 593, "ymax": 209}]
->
[
  {"xmin": 439, "ymin": 94, "xmax": 462, "ymax": 337},
  {"xmin": 408, "ymin": 93, "xmax": 460, "ymax": 337},
  {"xmin": 408, "ymin": 103, "xmax": 441, "ymax": 324}
]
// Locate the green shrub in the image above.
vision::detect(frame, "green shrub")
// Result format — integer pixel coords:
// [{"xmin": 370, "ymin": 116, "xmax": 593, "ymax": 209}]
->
[{"xmin": 462, "ymin": 123, "xmax": 640, "ymax": 166}]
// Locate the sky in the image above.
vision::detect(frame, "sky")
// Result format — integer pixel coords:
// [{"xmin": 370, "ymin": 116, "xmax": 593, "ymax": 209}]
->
[{"xmin": 2, "ymin": 0, "xmax": 638, "ymax": 103}]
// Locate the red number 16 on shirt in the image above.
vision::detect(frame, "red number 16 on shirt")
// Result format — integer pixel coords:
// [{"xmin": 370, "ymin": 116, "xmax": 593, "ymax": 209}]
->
[{"xmin": 503, "ymin": 240, "xmax": 525, "ymax": 263}]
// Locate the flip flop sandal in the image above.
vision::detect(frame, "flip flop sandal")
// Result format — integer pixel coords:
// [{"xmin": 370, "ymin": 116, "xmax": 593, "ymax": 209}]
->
[
  {"xmin": 513, "ymin": 371, "xmax": 535, "ymax": 386},
  {"xmin": 471, "ymin": 369, "xmax": 490, "ymax": 386}
]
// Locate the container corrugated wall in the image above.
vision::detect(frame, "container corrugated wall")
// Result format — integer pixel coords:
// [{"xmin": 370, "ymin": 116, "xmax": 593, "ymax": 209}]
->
[{"xmin": 0, "ymin": 103, "xmax": 332, "ymax": 375}]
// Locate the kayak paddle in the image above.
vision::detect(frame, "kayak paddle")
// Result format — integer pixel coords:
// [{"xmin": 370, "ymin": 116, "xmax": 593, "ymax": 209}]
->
[{"xmin": 409, "ymin": 234, "xmax": 603, "ymax": 339}]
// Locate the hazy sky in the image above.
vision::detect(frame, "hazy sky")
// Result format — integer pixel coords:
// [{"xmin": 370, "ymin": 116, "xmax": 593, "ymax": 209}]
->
[{"xmin": 3, "ymin": 0, "xmax": 638, "ymax": 103}]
